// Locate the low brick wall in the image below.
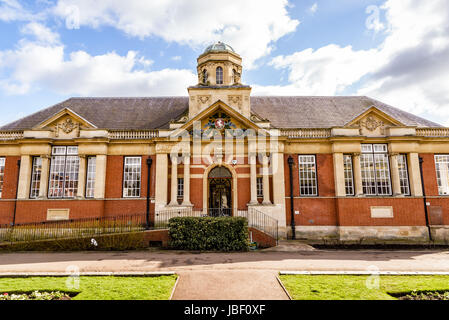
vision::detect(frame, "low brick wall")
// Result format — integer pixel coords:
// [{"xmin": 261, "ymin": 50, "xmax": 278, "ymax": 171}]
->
[
  {"xmin": 249, "ymin": 227, "xmax": 277, "ymax": 248},
  {"xmin": 143, "ymin": 229, "xmax": 170, "ymax": 247}
]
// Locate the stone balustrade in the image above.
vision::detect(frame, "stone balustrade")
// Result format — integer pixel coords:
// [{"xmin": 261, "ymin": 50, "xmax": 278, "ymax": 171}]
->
[
  {"xmin": 108, "ymin": 130, "xmax": 159, "ymax": 140},
  {"xmin": 280, "ymin": 128, "xmax": 331, "ymax": 138},
  {"xmin": 0, "ymin": 131, "xmax": 24, "ymax": 140}
]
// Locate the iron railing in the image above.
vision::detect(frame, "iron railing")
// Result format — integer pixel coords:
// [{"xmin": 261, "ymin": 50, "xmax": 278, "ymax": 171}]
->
[
  {"xmin": 208, "ymin": 208, "xmax": 232, "ymax": 217},
  {"xmin": 236, "ymin": 207, "xmax": 279, "ymax": 241},
  {"xmin": 0, "ymin": 208, "xmax": 279, "ymax": 244},
  {"xmin": 154, "ymin": 207, "xmax": 202, "ymax": 229},
  {"xmin": 0, "ymin": 214, "xmax": 146, "ymax": 243}
]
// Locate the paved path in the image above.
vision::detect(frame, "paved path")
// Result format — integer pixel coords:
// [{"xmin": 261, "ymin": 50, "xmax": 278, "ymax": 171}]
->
[
  {"xmin": 1, "ymin": 248, "xmax": 449, "ymax": 299},
  {"xmin": 171, "ymin": 270, "xmax": 289, "ymax": 300}
]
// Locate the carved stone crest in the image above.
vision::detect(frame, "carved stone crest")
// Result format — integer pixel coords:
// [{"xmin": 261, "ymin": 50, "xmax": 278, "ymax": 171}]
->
[
  {"xmin": 360, "ymin": 116, "xmax": 383, "ymax": 132},
  {"xmin": 54, "ymin": 118, "xmax": 80, "ymax": 137}
]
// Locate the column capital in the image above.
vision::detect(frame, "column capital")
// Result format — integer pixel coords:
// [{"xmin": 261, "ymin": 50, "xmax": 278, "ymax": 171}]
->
[{"xmin": 390, "ymin": 152, "xmax": 400, "ymax": 157}]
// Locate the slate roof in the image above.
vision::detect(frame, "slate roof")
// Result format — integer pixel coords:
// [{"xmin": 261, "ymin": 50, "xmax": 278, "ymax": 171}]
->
[{"xmin": 0, "ymin": 96, "xmax": 441, "ymax": 130}]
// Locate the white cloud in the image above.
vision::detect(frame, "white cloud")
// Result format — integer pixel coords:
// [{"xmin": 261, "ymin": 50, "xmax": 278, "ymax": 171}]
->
[
  {"xmin": 269, "ymin": 45, "xmax": 378, "ymax": 95},
  {"xmin": 51, "ymin": 0, "xmax": 299, "ymax": 68},
  {"xmin": 20, "ymin": 22, "xmax": 60, "ymax": 44},
  {"xmin": 309, "ymin": 3, "xmax": 318, "ymax": 15},
  {"xmin": 0, "ymin": 42, "xmax": 196, "ymax": 96},
  {"xmin": 0, "ymin": 0, "xmax": 30, "ymax": 21},
  {"xmin": 258, "ymin": 0, "xmax": 449, "ymax": 124},
  {"xmin": 171, "ymin": 56, "xmax": 182, "ymax": 61}
]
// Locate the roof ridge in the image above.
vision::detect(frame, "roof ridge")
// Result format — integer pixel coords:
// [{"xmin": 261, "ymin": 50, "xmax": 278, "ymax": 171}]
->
[{"xmin": 66, "ymin": 96, "xmax": 189, "ymax": 99}]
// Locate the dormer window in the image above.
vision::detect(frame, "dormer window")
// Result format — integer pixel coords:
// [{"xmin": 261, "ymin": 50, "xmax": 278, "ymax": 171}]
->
[{"xmin": 216, "ymin": 67, "xmax": 223, "ymax": 84}]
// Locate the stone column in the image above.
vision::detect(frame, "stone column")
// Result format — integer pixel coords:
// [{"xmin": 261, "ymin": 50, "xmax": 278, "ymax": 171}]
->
[
  {"xmin": 38, "ymin": 155, "xmax": 50, "ymax": 199},
  {"xmin": 94, "ymin": 154, "xmax": 107, "ymax": 199},
  {"xmin": 249, "ymin": 153, "xmax": 258, "ymax": 204},
  {"xmin": 182, "ymin": 154, "xmax": 192, "ymax": 206},
  {"xmin": 353, "ymin": 153, "xmax": 364, "ymax": 196},
  {"xmin": 390, "ymin": 153, "xmax": 402, "ymax": 196},
  {"xmin": 77, "ymin": 155, "xmax": 86, "ymax": 198},
  {"xmin": 262, "ymin": 154, "xmax": 271, "ymax": 204},
  {"xmin": 333, "ymin": 152, "xmax": 346, "ymax": 197},
  {"xmin": 155, "ymin": 153, "xmax": 168, "ymax": 208},
  {"xmin": 17, "ymin": 155, "xmax": 32, "ymax": 199},
  {"xmin": 169, "ymin": 155, "xmax": 178, "ymax": 206},
  {"xmin": 408, "ymin": 152, "xmax": 423, "ymax": 196},
  {"xmin": 248, "ymin": 139, "xmax": 258, "ymax": 205},
  {"xmin": 271, "ymin": 141, "xmax": 287, "ymax": 238}
]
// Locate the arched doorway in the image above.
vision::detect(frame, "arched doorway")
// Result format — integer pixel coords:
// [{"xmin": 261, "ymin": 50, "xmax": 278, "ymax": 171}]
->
[{"xmin": 208, "ymin": 166, "xmax": 232, "ymax": 216}]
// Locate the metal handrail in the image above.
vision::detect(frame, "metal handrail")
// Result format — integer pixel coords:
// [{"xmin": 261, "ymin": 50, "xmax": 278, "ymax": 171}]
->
[{"xmin": 236, "ymin": 207, "xmax": 278, "ymax": 241}]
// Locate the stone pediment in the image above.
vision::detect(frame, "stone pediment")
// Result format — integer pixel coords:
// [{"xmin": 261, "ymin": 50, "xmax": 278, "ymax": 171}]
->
[
  {"xmin": 345, "ymin": 106, "xmax": 405, "ymax": 137},
  {"xmin": 33, "ymin": 107, "xmax": 97, "ymax": 139}
]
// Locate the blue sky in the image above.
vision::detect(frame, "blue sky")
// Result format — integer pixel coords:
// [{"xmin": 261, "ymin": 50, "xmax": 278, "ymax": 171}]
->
[{"xmin": 1, "ymin": 0, "xmax": 449, "ymax": 127}]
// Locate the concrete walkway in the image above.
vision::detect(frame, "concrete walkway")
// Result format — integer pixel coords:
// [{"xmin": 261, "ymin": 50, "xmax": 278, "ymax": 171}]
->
[
  {"xmin": 171, "ymin": 270, "xmax": 289, "ymax": 300},
  {"xmin": 1, "ymin": 247, "xmax": 449, "ymax": 299}
]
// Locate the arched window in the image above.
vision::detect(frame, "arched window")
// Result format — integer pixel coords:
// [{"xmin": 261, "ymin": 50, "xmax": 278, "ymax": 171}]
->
[
  {"xmin": 216, "ymin": 67, "xmax": 223, "ymax": 84},
  {"xmin": 202, "ymin": 69, "xmax": 208, "ymax": 84}
]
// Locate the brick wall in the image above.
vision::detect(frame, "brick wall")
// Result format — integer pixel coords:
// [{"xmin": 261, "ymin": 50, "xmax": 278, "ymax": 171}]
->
[{"xmin": 0, "ymin": 156, "xmax": 20, "ymax": 224}]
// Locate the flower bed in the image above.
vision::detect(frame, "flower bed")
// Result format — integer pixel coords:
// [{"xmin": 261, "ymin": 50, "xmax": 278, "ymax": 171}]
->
[
  {"xmin": 396, "ymin": 291, "xmax": 449, "ymax": 300},
  {"xmin": 0, "ymin": 291, "xmax": 72, "ymax": 300}
]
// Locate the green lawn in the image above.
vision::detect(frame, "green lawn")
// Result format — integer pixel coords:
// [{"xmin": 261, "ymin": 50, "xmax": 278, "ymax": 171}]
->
[
  {"xmin": 279, "ymin": 275, "xmax": 449, "ymax": 300},
  {"xmin": 0, "ymin": 275, "xmax": 177, "ymax": 300}
]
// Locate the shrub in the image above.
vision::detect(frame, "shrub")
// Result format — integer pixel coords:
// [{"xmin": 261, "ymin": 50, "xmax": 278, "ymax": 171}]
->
[{"xmin": 168, "ymin": 216, "xmax": 249, "ymax": 251}]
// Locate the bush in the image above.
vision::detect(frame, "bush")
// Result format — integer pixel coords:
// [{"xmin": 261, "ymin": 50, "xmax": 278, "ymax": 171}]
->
[{"xmin": 168, "ymin": 217, "xmax": 249, "ymax": 251}]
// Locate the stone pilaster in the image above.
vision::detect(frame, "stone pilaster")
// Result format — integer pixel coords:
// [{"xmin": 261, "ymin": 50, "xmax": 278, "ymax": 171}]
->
[
  {"xmin": 333, "ymin": 152, "xmax": 346, "ymax": 197},
  {"xmin": 353, "ymin": 153, "xmax": 364, "ymax": 196},
  {"xmin": 76, "ymin": 155, "xmax": 86, "ymax": 199},
  {"xmin": 182, "ymin": 154, "xmax": 192, "ymax": 206},
  {"xmin": 408, "ymin": 152, "xmax": 423, "ymax": 196},
  {"xmin": 17, "ymin": 155, "xmax": 32, "ymax": 199},
  {"xmin": 262, "ymin": 154, "xmax": 271, "ymax": 204},
  {"xmin": 38, "ymin": 155, "xmax": 50, "ymax": 199},
  {"xmin": 169, "ymin": 155, "xmax": 178, "ymax": 206},
  {"xmin": 155, "ymin": 153, "xmax": 168, "ymax": 208},
  {"xmin": 390, "ymin": 153, "xmax": 402, "ymax": 196},
  {"xmin": 94, "ymin": 154, "xmax": 107, "ymax": 199}
]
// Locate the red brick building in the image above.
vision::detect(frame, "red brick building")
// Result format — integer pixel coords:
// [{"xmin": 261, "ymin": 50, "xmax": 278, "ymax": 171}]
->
[{"xmin": 1, "ymin": 42, "xmax": 448, "ymax": 243}]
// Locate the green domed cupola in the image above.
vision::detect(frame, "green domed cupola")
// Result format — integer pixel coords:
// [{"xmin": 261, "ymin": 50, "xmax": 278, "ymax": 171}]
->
[{"xmin": 203, "ymin": 41, "xmax": 235, "ymax": 54}]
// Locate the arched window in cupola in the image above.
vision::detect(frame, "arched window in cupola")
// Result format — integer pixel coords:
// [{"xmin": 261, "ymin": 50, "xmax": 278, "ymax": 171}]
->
[{"xmin": 216, "ymin": 67, "xmax": 223, "ymax": 85}]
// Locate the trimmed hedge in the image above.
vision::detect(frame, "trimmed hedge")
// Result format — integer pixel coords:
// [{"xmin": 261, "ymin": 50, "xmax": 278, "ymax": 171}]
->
[{"xmin": 168, "ymin": 216, "xmax": 249, "ymax": 251}]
